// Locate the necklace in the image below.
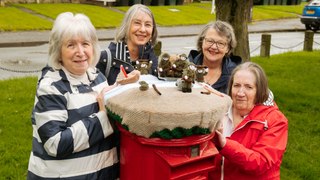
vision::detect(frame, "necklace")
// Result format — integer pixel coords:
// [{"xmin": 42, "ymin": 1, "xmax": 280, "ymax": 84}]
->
[
  {"xmin": 204, "ymin": 75, "xmax": 216, "ymax": 85},
  {"xmin": 204, "ymin": 69, "xmax": 221, "ymax": 85}
]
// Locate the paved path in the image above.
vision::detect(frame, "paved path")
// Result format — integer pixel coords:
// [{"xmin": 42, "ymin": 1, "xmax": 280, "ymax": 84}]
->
[
  {"xmin": 0, "ymin": 18, "xmax": 305, "ymax": 47},
  {"xmin": 0, "ymin": 18, "xmax": 306, "ymax": 80}
]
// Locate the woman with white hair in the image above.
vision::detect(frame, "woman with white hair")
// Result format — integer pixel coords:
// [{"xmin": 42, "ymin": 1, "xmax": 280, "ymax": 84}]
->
[{"xmin": 27, "ymin": 12, "xmax": 119, "ymax": 179}]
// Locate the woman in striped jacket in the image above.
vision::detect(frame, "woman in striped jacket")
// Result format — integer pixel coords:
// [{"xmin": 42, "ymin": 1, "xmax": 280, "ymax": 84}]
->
[{"xmin": 27, "ymin": 12, "xmax": 119, "ymax": 179}]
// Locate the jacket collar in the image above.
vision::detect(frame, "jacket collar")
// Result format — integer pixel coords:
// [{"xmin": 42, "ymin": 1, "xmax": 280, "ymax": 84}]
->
[
  {"xmin": 238, "ymin": 104, "xmax": 278, "ymax": 126},
  {"xmin": 109, "ymin": 41, "xmax": 152, "ymax": 62}
]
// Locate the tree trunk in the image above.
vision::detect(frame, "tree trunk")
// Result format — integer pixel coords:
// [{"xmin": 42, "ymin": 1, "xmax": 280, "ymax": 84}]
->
[{"xmin": 215, "ymin": 0, "xmax": 252, "ymax": 62}]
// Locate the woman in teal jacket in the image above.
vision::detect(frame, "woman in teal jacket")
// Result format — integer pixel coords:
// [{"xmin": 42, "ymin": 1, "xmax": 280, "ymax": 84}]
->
[{"xmin": 188, "ymin": 20, "xmax": 242, "ymax": 94}]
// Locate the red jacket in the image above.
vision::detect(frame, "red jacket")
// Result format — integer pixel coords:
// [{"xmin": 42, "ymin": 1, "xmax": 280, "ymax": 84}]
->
[{"xmin": 209, "ymin": 103, "xmax": 288, "ymax": 180}]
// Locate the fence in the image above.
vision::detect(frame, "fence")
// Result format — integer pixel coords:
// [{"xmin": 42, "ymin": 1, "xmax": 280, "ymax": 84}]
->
[
  {"xmin": 0, "ymin": 31, "xmax": 320, "ymax": 76},
  {"xmin": 250, "ymin": 30, "xmax": 320, "ymax": 57}
]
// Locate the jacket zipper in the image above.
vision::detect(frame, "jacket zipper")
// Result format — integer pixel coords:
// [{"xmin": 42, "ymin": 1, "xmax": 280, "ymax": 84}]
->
[
  {"xmin": 221, "ymin": 156, "xmax": 224, "ymax": 180},
  {"xmin": 233, "ymin": 119, "xmax": 268, "ymax": 133},
  {"xmin": 220, "ymin": 119, "xmax": 268, "ymax": 179}
]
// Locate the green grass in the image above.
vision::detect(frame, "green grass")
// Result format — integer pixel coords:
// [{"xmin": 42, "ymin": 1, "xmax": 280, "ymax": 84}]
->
[
  {"xmin": 14, "ymin": 3, "xmax": 124, "ymax": 29},
  {"xmin": 0, "ymin": 76, "xmax": 36, "ymax": 178},
  {"xmin": 0, "ymin": 51, "xmax": 319, "ymax": 179},
  {"xmin": 0, "ymin": 2, "xmax": 305, "ymax": 31},
  {"xmin": 0, "ymin": 6, "xmax": 52, "ymax": 31},
  {"xmin": 115, "ymin": 5, "xmax": 216, "ymax": 26},
  {"xmin": 150, "ymin": 5, "xmax": 215, "ymax": 26},
  {"xmin": 252, "ymin": 51, "xmax": 320, "ymax": 180},
  {"xmin": 255, "ymin": 3, "xmax": 306, "ymax": 15},
  {"xmin": 252, "ymin": 6, "xmax": 299, "ymax": 21}
]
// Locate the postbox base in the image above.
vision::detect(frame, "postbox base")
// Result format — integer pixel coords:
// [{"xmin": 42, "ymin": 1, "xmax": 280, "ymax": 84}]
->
[{"xmin": 118, "ymin": 125, "xmax": 219, "ymax": 180}]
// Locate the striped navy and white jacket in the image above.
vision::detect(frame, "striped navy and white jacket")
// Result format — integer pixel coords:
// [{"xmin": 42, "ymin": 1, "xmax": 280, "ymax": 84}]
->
[{"xmin": 27, "ymin": 66, "xmax": 119, "ymax": 179}]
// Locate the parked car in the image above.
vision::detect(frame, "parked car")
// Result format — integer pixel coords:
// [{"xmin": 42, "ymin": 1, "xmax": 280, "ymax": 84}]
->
[{"xmin": 301, "ymin": 0, "xmax": 320, "ymax": 31}]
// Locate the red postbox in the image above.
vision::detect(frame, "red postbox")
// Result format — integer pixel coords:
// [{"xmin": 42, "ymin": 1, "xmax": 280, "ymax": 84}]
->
[{"xmin": 118, "ymin": 125, "xmax": 219, "ymax": 180}]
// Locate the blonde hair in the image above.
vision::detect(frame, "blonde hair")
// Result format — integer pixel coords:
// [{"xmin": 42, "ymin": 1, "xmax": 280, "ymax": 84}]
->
[{"xmin": 48, "ymin": 12, "xmax": 100, "ymax": 69}]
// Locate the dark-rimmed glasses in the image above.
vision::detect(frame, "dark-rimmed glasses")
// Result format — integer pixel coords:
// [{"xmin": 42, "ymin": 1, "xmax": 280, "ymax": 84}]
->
[{"xmin": 204, "ymin": 38, "xmax": 227, "ymax": 49}]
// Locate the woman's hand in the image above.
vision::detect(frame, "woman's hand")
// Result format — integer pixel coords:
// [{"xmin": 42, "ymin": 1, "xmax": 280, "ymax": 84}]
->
[
  {"xmin": 117, "ymin": 70, "xmax": 141, "ymax": 85},
  {"xmin": 96, "ymin": 84, "xmax": 118, "ymax": 112},
  {"xmin": 212, "ymin": 126, "xmax": 226, "ymax": 150}
]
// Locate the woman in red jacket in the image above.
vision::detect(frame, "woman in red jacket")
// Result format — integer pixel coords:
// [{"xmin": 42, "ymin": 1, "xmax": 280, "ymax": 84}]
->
[{"xmin": 210, "ymin": 62, "xmax": 288, "ymax": 180}]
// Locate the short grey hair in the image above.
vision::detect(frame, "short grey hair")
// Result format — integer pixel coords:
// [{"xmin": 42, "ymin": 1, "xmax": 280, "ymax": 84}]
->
[
  {"xmin": 115, "ymin": 4, "xmax": 158, "ymax": 46},
  {"xmin": 196, "ymin": 20, "xmax": 236, "ymax": 56},
  {"xmin": 48, "ymin": 12, "xmax": 100, "ymax": 70},
  {"xmin": 227, "ymin": 62, "xmax": 269, "ymax": 104}
]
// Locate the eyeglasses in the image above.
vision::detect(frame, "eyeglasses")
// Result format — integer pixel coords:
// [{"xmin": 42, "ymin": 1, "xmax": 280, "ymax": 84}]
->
[{"xmin": 204, "ymin": 38, "xmax": 227, "ymax": 49}]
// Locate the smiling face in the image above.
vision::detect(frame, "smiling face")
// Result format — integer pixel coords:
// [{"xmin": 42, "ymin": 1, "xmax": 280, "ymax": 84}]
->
[
  {"xmin": 202, "ymin": 28, "xmax": 229, "ymax": 64},
  {"xmin": 60, "ymin": 36, "xmax": 94, "ymax": 75},
  {"xmin": 128, "ymin": 11, "xmax": 153, "ymax": 46},
  {"xmin": 231, "ymin": 69, "xmax": 257, "ymax": 115}
]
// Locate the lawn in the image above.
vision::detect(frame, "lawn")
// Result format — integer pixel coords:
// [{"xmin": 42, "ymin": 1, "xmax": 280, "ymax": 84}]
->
[
  {"xmin": 14, "ymin": 3, "xmax": 124, "ymax": 28},
  {"xmin": 0, "ymin": 2, "xmax": 305, "ymax": 31},
  {"xmin": 0, "ymin": 51, "xmax": 319, "ymax": 179},
  {"xmin": 0, "ymin": 6, "xmax": 52, "ymax": 31},
  {"xmin": 253, "ymin": 51, "xmax": 320, "ymax": 179}
]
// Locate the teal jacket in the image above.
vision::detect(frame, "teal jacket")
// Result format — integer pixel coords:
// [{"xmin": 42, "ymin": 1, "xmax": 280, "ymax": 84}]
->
[{"xmin": 188, "ymin": 50, "xmax": 242, "ymax": 93}]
